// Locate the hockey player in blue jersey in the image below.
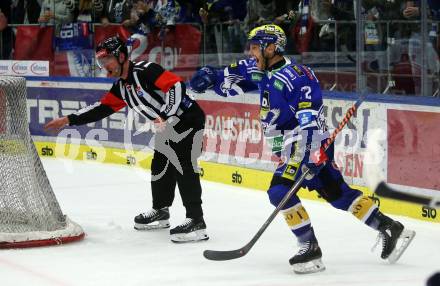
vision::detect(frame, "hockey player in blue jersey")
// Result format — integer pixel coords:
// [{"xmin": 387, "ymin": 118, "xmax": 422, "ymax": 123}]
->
[{"xmin": 190, "ymin": 24, "xmax": 415, "ymax": 274}]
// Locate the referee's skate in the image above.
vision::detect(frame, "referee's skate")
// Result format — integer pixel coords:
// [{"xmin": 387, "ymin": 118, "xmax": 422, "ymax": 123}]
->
[
  {"xmin": 134, "ymin": 207, "xmax": 170, "ymax": 230},
  {"xmin": 170, "ymin": 217, "xmax": 209, "ymax": 243}
]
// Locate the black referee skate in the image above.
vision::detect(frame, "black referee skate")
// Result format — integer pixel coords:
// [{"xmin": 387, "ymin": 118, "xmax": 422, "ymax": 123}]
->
[
  {"xmin": 373, "ymin": 213, "xmax": 416, "ymax": 263},
  {"xmin": 134, "ymin": 207, "xmax": 170, "ymax": 230},
  {"xmin": 289, "ymin": 240, "xmax": 325, "ymax": 274},
  {"xmin": 170, "ymin": 217, "xmax": 209, "ymax": 243}
]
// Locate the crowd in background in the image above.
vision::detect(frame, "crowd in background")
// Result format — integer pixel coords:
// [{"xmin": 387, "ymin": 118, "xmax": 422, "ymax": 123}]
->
[{"xmin": 0, "ymin": 0, "xmax": 439, "ymax": 96}]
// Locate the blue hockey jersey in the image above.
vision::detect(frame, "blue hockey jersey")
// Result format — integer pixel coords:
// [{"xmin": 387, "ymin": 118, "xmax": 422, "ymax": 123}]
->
[{"xmin": 213, "ymin": 57, "xmax": 329, "ymax": 152}]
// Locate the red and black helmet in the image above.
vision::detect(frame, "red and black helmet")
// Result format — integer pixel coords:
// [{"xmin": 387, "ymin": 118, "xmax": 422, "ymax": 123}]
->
[{"xmin": 96, "ymin": 36, "xmax": 128, "ymax": 60}]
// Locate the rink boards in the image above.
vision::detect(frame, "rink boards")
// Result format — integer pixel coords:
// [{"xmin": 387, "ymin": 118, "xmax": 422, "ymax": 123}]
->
[{"xmin": 25, "ymin": 77, "xmax": 440, "ymax": 223}]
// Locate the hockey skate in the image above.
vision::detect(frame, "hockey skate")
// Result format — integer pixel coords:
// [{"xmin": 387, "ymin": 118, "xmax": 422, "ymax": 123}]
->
[
  {"xmin": 134, "ymin": 207, "xmax": 170, "ymax": 230},
  {"xmin": 289, "ymin": 240, "xmax": 326, "ymax": 274},
  {"xmin": 373, "ymin": 214, "xmax": 416, "ymax": 264},
  {"xmin": 170, "ymin": 217, "xmax": 209, "ymax": 243}
]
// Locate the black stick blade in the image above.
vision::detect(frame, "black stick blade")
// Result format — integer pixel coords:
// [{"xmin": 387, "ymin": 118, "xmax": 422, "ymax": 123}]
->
[
  {"xmin": 203, "ymin": 248, "xmax": 248, "ymax": 261},
  {"xmin": 375, "ymin": 182, "xmax": 431, "ymax": 205}
]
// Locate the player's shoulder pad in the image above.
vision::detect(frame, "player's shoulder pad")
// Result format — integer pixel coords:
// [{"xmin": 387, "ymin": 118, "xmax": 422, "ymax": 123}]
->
[{"xmin": 272, "ymin": 62, "xmax": 297, "ymax": 92}]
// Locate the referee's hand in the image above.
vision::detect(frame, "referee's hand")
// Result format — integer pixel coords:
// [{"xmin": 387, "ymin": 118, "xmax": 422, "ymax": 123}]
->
[
  {"xmin": 153, "ymin": 118, "xmax": 166, "ymax": 133},
  {"xmin": 44, "ymin": 117, "xmax": 69, "ymax": 134}
]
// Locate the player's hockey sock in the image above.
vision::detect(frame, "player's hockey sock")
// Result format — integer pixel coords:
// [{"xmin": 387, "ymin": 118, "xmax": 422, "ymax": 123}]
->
[
  {"xmin": 281, "ymin": 203, "xmax": 314, "ymax": 241},
  {"xmin": 348, "ymin": 195, "xmax": 379, "ymax": 225}
]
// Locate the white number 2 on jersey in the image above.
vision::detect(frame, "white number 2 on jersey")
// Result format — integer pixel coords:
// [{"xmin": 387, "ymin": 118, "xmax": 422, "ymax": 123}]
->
[{"xmin": 301, "ymin": 86, "xmax": 312, "ymax": 100}]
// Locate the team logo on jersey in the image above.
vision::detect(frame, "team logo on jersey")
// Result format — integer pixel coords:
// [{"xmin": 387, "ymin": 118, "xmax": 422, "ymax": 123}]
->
[
  {"xmin": 274, "ymin": 79, "xmax": 284, "ymax": 91},
  {"xmin": 298, "ymin": 112, "xmax": 312, "ymax": 127}
]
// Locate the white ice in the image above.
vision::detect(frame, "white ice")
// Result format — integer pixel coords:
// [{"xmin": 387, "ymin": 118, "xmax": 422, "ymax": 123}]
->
[{"xmin": 1, "ymin": 159, "xmax": 439, "ymax": 286}]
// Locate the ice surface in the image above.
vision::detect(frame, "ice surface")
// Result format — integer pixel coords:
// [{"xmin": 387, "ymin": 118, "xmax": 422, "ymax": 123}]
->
[{"xmin": 0, "ymin": 159, "xmax": 438, "ymax": 286}]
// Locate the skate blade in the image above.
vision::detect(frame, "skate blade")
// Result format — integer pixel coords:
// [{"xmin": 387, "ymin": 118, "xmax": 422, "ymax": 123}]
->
[
  {"xmin": 292, "ymin": 258, "xmax": 326, "ymax": 274},
  {"xmin": 388, "ymin": 229, "xmax": 416, "ymax": 264},
  {"xmin": 134, "ymin": 220, "xmax": 170, "ymax": 230},
  {"xmin": 170, "ymin": 229, "xmax": 209, "ymax": 243}
]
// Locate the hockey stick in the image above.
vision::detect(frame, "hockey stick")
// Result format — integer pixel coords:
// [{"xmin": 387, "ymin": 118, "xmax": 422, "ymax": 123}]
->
[
  {"xmin": 203, "ymin": 98, "xmax": 364, "ymax": 261},
  {"xmin": 374, "ymin": 182, "xmax": 440, "ymax": 209}
]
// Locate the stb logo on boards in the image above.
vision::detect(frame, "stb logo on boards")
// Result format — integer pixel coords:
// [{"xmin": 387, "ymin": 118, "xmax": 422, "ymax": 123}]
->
[
  {"xmin": 232, "ymin": 171, "xmax": 243, "ymax": 184},
  {"xmin": 126, "ymin": 155, "xmax": 136, "ymax": 165},
  {"xmin": 41, "ymin": 146, "xmax": 54, "ymax": 156},
  {"xmin": 86, "ymin": 149, "xmax": 97, "ymax": 160},
  {"xmin": 422, "ymin": 206, "xmax": 437, "ymax": 219}
]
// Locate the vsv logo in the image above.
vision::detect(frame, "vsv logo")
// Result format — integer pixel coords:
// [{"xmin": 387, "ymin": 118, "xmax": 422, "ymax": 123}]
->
[
  {"xmin": 41, "ymin": 146, "xmax": 54, "ymax": 156},
  {"xmin": 232, "ymin": 171, "xmax": 242, "ymax": 184}
]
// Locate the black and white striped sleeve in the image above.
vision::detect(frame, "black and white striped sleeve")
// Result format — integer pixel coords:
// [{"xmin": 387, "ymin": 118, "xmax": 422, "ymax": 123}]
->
[
  {"xmin": 68, "ymin": 84, "xmax": 126, "ymax": 126},
  {"xmin": 161, "ymin": 81, "xmax": 185, "ymax": 117}
]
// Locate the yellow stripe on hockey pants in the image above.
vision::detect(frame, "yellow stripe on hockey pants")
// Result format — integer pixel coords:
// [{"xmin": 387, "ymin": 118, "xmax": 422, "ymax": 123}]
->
[
  {"xmin": 281, "ymin": 203, "xmax": 311, "ymax": 231},
  {"xmin": 348, "ymin": 196, "xmax": 378, "ymax": 222}
]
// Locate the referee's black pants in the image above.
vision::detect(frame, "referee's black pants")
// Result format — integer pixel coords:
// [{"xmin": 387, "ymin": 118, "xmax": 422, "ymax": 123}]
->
[{"xmin": 151, "ymin": 102, "xmax": 205, "ymax": 219}]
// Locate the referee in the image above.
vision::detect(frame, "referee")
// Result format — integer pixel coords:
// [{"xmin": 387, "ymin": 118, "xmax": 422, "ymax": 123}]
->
[{"xmin": 45, "ymin": 36, "xmax": 208, "ymax": 243}]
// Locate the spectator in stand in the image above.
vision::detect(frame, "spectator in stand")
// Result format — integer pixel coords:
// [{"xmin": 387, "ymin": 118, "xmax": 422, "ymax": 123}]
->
[
  {"xmin": 244, "ymin": 0, "xmax": 295, "ymax": 30},
  {"xmin": 154, "ymin": 0, "xmax": 183, "ymax": 40},
  {"xmin": 403, "ymin": 0, "xmax": 440, "ymax": 20},
  {"xmin": 198, "ymin": 0, "xmax": 247, "ymax": 55},
  {"xmin": 38, "ymin": 0, "xmax": 75, "ymax": 34},
  {"xmin": 403, "ymin": 0, "xmax": 440, "ymax": 52},
  {"xmin": 177, "ymin": 0, "xmax": 204, "ymax": 24},
  {"xmin": 10, "ymin": 0, "xmax": 42, "ymax": 24},
  {"xmin": 0, "ymin": 1, "xmax": 14, "ymax": 59},
  {"xmin": 322, "ymin": 0, "xmax": 356, "ymax": 52},
  {"xmin": 101, "ymin": 0, "xmax": 132, "ymax": 25},
  {"xmin": 243, "ymin": 0, "xmax": 296, "ymax": 54},
  {"xmin": 124, "ymin": 1, "xmax": 157, "ymax": 32},
  {"xmin": 124, "ymin": 0, "xmax": 157, "ymax": 60},
  {"xmin": 77, "ymin": 0, "xmax": 105, "ymax": 23},
  {"xmin": 243, "ymin": 0, "xmax": 276, "ymax": 30}
]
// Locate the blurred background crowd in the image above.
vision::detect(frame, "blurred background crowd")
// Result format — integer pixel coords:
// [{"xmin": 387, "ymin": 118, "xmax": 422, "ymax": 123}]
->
[{"xmin": 0, "ymin": 0, "xmax": 439, "ymax": 97}]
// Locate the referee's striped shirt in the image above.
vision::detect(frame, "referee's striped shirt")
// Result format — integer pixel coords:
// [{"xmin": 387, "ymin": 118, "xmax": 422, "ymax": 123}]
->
[{"xmin": 68, "ymin": 61, "xmax": 193, "ymax": 126}]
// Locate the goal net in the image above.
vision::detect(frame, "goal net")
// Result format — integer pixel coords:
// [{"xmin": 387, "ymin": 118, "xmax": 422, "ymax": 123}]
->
[{"xmin": 0, "ymin": 76, "xmax": 84, "ymax": 248}]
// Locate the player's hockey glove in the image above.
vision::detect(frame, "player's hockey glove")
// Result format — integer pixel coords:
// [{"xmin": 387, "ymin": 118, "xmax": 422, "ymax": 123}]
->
[
  {"xmin": 190, "ymin": 66, "xmax": 217, "ymax": 93},
  {"xmin": 303, "ymin": 146, "xmax": 329, "ymax": 179}
]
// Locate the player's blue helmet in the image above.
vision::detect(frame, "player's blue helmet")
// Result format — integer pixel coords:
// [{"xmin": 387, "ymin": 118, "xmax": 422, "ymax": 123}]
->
[{"xmin": 248, "ymin": 24, "xmax": 287, "ymax": 54}]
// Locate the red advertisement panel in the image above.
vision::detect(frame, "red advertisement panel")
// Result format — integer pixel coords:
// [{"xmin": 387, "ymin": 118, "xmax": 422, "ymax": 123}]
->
[
  {"xmin": 388, "ymin": 109, "xmax": 440, "ymax": 191},
  {"xmin": 197, "ymin": 100, "xmax": 276, "ymax": 163},
  {"xmin": 13, "ymin": 26, "xmax": 54, "ymax": 61},
  {"xmin": 13, "ymin": 24, "xmax": 200, "ymax": 78}
]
